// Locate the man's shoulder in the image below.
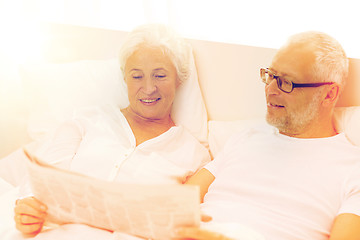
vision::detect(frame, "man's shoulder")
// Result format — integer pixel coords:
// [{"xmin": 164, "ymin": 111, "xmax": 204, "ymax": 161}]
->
[{"xmin": 224, "ymin": 123, "xmax": 275, "ymax": 148}]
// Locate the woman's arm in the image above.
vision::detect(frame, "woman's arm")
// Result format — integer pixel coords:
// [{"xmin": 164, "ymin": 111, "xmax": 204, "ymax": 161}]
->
[
  {"xmin": 34, "ymin": 121, "xmax": 83, "ymax": 168},
  {"xmin": 14, "ymin": 121, "xmax": 83, "ymax": 236},
  {"xmin": 185, "ymin": 168, "xmax": 215, "ymax": 203}
]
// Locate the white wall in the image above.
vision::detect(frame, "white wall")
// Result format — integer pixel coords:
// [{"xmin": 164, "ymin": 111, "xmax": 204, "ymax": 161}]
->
[{"xmin": 1, "ymin": 0, "xmax": 360, "ymax": 59}]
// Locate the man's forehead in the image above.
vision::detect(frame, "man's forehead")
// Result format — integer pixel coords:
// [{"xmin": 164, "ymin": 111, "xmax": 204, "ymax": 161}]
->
[{"xmin": 270, "ymin": 43, "xmax": 316, "ymax": 78}]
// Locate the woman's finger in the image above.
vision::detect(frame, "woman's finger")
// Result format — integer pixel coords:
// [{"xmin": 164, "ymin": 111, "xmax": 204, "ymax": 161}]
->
[
  {"xmin": 16, "ymin": 197, "xmax": 47, "ymax": 213},
  {"xmin": 14, "ymin": 214, "xmax": 44, "ymax": 225},
  {"xmin": 14, "ymin": 213, "xmax": 44, "ymax": 236},
  {"xmin": 15, "ymin": 221, "xmax": 43, "ymax": 236},
  {"xmin": 15, "ymin": 197, "xmax": 47, "ymax": 220},
  {"xmin": 14, "ymin": 203, "xmax": 47, "ymax": 219}
]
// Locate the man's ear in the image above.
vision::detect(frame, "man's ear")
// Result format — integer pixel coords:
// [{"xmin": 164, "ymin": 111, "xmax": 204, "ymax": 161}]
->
[{"xmin": 323, "ymin": 84, "xmax": 340, "ymax": 106}]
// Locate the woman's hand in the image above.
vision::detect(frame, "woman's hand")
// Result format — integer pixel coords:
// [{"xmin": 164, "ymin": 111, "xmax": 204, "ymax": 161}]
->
[{"xmin": 14, "ymin": 196, "xmax": 47, "ymax": 236}]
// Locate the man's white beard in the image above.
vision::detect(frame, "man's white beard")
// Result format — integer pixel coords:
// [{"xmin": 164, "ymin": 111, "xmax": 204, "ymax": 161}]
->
[{"xmin": 266, "ymin": 91, "xmax": 322, "ymax": 135}]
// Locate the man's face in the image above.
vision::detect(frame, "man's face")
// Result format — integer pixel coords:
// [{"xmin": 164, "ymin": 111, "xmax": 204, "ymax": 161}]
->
[{"xmin": 265, "ymin": 43, "xmax": 324, "ymax": 136}]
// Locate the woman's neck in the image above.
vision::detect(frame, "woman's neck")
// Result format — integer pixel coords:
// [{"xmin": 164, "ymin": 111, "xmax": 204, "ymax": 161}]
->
[{"xmin": 121, "ymin": 107, "xmax": 175, "ymax": 145}]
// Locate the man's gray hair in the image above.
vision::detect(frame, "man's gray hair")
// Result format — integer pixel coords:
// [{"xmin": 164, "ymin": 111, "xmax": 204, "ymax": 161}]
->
[{"xmin": 285, "ymin": 31, "xmax": 349, "ymax": 89}]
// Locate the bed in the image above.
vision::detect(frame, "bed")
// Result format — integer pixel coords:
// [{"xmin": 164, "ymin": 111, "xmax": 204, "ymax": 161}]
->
[{"xmin": 1, "ymin": 22, "xmax": 360, "ymax": 239}]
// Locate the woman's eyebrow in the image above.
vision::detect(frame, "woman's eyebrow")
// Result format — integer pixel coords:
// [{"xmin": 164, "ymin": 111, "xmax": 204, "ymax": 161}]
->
[{"xmin": 153, "ymin": 68, "xmax": 167, "ymax": 71}]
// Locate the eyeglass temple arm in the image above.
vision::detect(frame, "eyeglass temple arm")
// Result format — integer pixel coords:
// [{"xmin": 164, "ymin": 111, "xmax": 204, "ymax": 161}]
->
[{"xmin": 292, "ymin": 82, "xmax": 333, "ymax": 88}]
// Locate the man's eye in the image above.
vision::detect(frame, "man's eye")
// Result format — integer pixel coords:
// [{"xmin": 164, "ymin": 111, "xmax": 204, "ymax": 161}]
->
[
  {"xmin": 132, "ymin": 75, "xmax": 142, "ymax": 79},
  {"xmin": 280, "ymin": 77, "xmax": 292, "ymax": 86}
]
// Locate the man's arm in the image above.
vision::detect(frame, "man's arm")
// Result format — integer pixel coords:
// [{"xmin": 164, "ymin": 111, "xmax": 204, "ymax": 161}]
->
[
  {"xmin": 329, "ymin": 213, "xmax": 360, "ymax": 240},
  {"xmin": 185, "ymin": 168, "xmax": 215, "ymax": 203}
]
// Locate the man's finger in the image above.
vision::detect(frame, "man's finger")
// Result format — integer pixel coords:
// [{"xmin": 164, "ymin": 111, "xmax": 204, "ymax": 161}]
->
[
  {"xmin": 176, "ymin": 227, "xmax": 233, "ymax": 240},
  {"xmin": 201, "ymin": 214, "xmax": 212, "ymax": 222}
]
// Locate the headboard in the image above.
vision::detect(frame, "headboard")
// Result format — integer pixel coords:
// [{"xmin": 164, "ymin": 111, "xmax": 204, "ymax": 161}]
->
[
  {"xmin": 39, "ymin": 23, "xmax": 360, "ymax": 120},
  {"xmin": 1, "ymin": 23, "xmax": 360, "ymax": 158}
]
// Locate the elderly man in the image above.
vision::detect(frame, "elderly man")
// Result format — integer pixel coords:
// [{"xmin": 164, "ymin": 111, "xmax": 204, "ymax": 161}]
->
[{"xmin": 178, "ymin": 32, "xmax": 360, "ymax": 240}]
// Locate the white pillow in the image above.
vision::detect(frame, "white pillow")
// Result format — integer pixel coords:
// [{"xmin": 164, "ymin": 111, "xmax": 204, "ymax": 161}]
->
[
  {"xmin": 20, "ymin": 56, "xmax": 208, "ymax": 143},
  {"xmin": 208, "ymin": 119, "xmax": 268, "ymax": 158},
  {"xmin": 209, "ymin": 107, "xmax": 360, "ymax": 158},
  {"xmin": 171, "ymin": 55, "xmax": 208, "ymax": 144},
  {"xmin": 333, "ymin": 106, "xmax": 360, "ymax": 146},
  {"xmin": 20, "ymin": 58, "xmax": 128, "ymax": 139}
]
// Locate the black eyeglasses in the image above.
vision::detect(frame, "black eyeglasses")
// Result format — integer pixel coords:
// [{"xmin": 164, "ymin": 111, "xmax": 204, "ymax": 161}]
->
[{"xmin": 260, "ymin": 68, "xmax": 334, "ymax": 93}]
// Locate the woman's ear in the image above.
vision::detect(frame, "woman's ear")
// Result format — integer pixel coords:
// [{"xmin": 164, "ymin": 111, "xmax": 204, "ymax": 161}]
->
[
  {"xmin": 176, "ymin": 77, "xmax": 181, "ymax": 88},
  {"xmin": 323, "ymin": 83, "xmax": 340, "ymax": 106}
]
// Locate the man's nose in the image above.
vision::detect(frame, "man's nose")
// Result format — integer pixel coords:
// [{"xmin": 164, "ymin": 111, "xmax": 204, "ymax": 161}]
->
[{"xmin": 265, "ymin": 79, "xmax": 281, "ymax": 95}]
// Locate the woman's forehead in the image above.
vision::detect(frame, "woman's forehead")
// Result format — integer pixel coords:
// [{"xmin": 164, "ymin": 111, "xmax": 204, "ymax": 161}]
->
[{"xmin": 125, "ymin": 46, "xmax": 175, "ymax": 72}]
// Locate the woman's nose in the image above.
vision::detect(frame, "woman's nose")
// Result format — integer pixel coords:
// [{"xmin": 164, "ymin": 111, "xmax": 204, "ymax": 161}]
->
[{"xmin": 143, "ymin": 78, "xmax": 157, "ymax": 94}]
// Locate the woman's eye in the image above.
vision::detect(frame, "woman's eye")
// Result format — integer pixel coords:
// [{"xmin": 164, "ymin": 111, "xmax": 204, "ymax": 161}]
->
[
  {"xmin": 155, "ymin": 74, "xmax": 166, "ymax": 79},
  {"xmin": 132, "ymin": 75, "xmax": 142, "ymax": 79}
]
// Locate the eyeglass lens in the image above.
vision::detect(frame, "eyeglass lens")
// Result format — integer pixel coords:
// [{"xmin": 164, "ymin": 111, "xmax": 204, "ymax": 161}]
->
[{"xmin": 262, "ymin": 69, "xmax": 293, "ymax": 93}]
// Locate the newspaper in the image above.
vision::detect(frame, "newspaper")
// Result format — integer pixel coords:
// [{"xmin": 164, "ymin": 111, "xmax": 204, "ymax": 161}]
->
[{"xmin": 24, "ymin": 149, "xmax": 201, "ymax": 240}]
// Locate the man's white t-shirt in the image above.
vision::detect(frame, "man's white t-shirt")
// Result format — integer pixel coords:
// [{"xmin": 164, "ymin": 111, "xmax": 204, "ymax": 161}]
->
[{"xmin": 203, "ymin": 126, "xmax": 360, "ymax": 240}]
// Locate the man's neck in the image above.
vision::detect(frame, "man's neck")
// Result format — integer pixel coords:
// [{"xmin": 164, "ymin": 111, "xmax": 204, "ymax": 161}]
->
[
  {"xmin": 280, "ymin": 128, "xmax": 337, "ymax": 138},
  {"xmin": 279, "ymin": 121, "xmax": 337, "ymax": 139}
]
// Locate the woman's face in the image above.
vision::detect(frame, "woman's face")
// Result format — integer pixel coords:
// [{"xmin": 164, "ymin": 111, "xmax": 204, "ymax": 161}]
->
[{"xmin": 124, "ymin": 46, "xmax": 179, "ymax": 121}]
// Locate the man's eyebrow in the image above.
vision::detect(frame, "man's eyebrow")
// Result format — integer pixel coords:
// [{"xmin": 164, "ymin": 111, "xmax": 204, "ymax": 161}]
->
[
  {"xmin": 268, "ymin": 67, "xmax": 279, "ymax": 74},
  {"xmin": 269, "ymin": 68, "xmax": 291, "ymax": 78}
]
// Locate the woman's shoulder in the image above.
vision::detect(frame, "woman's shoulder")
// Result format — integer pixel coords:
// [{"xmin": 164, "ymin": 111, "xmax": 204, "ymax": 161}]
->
[
  {"xmin": 169, "ymin": 125, "xmax": 209, "ymax": 150},
  {"xmin": 68, "ymin": 104, "xmax": 128, "ymax": 134},
  {"xmin": 74, "ymin": 104, "xmax": 120, "ymax": 117},
  {"xmin": 72, "ymin": 104, "xmax": 125, "ymax": 123}
]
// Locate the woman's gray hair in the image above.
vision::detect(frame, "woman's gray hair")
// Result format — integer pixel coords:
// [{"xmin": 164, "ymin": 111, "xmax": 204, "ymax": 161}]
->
[
  {"xmin": 119, "ymin": 24, "xmax": 192, "ymax": 84},
  {"xmin": 286, "ymin": 31, "xmax": 349, "ymax": 89}
]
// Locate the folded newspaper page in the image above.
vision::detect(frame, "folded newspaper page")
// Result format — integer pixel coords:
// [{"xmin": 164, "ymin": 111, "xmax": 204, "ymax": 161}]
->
[{"xmin": 24, "ymin": 149, "xmax": 201, "ymax": 240}]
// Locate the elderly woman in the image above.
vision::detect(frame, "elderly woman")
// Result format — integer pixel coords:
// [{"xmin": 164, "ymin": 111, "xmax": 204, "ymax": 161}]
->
[{"xmin": 14, "ymin": 24, "xmax": 210, "ymax": 237}]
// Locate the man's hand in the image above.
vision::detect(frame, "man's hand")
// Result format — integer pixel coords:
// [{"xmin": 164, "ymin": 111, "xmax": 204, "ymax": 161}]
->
[
  {"xmin": 14, "ymin": 196, "xmax": 47, "ymax": 236},
  {"xmin": 175, "ymin": 227, "xmax": 234, "ymax": 240},
  {"xmin": 173, "ymin": 214, "xmax": 232, "ymax": 240}
]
